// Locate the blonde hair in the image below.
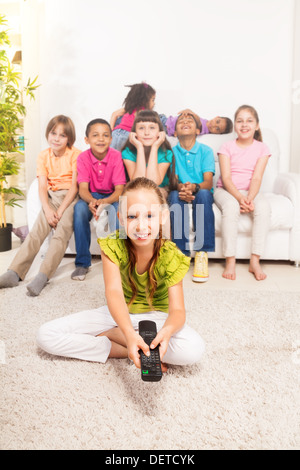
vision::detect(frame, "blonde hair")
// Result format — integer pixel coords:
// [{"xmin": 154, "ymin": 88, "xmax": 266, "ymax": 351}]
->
[
  {"xmin": 234, "ymin": 105, "xmax": 263, "ymax": 142},
  {"xmin": 121, "ymin": 177, "xmax": 166, "ymax": 309}
]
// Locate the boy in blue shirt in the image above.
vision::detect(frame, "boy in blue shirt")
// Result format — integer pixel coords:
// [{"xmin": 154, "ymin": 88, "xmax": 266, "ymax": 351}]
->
[{"xmin": 168, "ymin": 112, "xmax": 215, "ymax": 282}]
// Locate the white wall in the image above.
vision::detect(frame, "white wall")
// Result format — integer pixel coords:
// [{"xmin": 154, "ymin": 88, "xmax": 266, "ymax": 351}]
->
[
  {"xmin": 291, "ymin": 0, "xmax": 300, "ymax": 173},
  {"xmin": 22, "ymin": 0, "xmax": 296, "ymax": 185}
]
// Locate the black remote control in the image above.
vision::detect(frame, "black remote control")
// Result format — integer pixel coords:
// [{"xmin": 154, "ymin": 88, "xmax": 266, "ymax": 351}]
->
[{"xmin": 138, "ymin": 320, "xmax": 162, "ymax": 382}]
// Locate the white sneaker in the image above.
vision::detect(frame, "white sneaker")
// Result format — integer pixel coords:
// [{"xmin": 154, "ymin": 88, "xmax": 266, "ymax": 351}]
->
[{"xmin": 192, "ymin": 251, "xmax": 209, "ymax": 282}]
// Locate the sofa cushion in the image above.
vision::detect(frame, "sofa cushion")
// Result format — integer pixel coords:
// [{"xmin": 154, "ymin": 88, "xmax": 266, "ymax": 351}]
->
[{"xmin": 213, "ymin": 193, "xmax": 293, "ymax": 235}]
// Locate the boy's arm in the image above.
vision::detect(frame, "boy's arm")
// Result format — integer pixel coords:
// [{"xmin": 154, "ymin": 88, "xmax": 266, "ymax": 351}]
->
[
  {"xmin": 56, "ymin": 171, "xmax": 78, "ymax": 219},
  {"xmin": 95, "ymin": 184, "xmax": 124, "ymax": 220},
  {"xmin": 97, "ymin": 185, "xmax": 124, "ymax": 206},
  {"xmin": 38, "ymin": 175, "xmax": 59, "ymax": 228},
  {"xmin": 178, "ymin": 108, "xmax": 202, "ymax": 130},
  {"xmin": 192, "ymin": 171, "xmax": 214, "ymax": 192},
  {"xmin": 78, "ymin": 181, "xmax": 99, "ymax": 218}
]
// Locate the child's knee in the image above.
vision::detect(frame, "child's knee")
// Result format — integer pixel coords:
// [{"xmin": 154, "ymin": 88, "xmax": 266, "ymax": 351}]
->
[
  {"xmin": 167, "ymin": 330, "xmax": 205, "ymax": 366},
  {"xmin": 222, "ymin": 199, "xmax": 240, "ymax": 217},
  {"xmin": 195, "ymin": 189, "xmax": 213, "ymax": 204},
  {"xmin": 74, "ymin": 200, "xmax": 89, "ymax": 222},
  {"xmin": 183, "ymin": 334, "xmax": 205, "ymax": 365},
  {"xmin": 168, "ymin": 190, "xmax": 181, "ymax": 204},
  {"xmin": 36, "ymin": 322, "xmax": 58, "ymax": 355}
]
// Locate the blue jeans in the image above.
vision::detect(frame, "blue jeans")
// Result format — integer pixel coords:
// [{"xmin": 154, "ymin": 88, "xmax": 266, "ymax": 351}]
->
[
  {"xmin": 111, "ymin": 129, "xmax": 129, "ymax": 151},
  {"xmin": 168, "ymin": 189, "xmax": 215, "ymax": 256},
  {"xmin": 73, "ymin": 192, "xmax": 119, "ymax": 268}
]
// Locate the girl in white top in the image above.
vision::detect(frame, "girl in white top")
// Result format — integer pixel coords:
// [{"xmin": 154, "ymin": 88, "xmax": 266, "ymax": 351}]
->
[{"xmin": 214, "ymin": 105, "xmax": 271, "ymax": 281}]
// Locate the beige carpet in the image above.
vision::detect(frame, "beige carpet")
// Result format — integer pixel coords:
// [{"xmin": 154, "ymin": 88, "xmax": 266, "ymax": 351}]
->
[{"xmin": 1, "ymin": 265, "xmax": 299, "ymax": 450}]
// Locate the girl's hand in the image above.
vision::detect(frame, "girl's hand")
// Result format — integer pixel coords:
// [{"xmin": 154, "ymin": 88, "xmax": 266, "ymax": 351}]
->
[
  {"xmin": 129, "ymin": 132, "xmax": 143, "ymax": 150},
  {"xmin": 239, "ymin": 196, "xmax": 254, "ymax": 213},
  {"xmin": 149, "ymin": 327, "xmax": 171, "ymax": 362},
  {"xmin": 126, "ymin": 331, "xmax": 150, "ymax": 369},
  {"xmin": 153, "ymin": 131, "xmax": 166, "ymax": 148}
]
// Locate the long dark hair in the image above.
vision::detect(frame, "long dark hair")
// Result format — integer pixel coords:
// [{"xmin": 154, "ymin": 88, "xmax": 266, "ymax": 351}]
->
[
  {"xmin": 123, "ymin": 82, "xmax": 156, "ymax": 114},
  {"xmin": 124, "ymin": 110, "xmax": 177, "ymax": 190}
]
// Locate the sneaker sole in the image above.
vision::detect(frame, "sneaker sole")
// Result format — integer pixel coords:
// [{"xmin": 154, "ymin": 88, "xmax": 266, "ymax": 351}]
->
[
  {"xmin": 192, "ymin": 276, "xmax": 209, "ymax": 283},
  {"xmin": 71, "ymin": 275, "xmax": 86, "ymax": 281}
]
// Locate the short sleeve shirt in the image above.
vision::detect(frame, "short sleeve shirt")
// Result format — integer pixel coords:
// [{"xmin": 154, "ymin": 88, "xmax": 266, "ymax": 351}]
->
[
  {"xmin": 98, "ymin": 231, "xmax": 190, "ymax": 313},
  {"xmin": 77, "ymin": 147, "xmax": 126, "ymax": 194},
  {"xmin": 217, "ymin": 139, "xmax": 271, "ymax": 190},
  {"xmin": 36, "ymin": 147, "xmax": 81, "ymax": 191},
  {"xmin": 122, "ymin": 147, "xmax": 173, "ymax": 187},
  {"xmin": 173, "ymin": 141, "xmax": 215, "ymax": 188}
]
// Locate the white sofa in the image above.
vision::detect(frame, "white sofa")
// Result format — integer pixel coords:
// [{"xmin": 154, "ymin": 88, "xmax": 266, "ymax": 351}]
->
[{"xmin": 27, "ymin": 128, "xmax": 300, "ymax": 265}]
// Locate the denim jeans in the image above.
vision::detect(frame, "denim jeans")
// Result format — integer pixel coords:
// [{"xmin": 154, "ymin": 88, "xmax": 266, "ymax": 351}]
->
[
  {"xmin": 111, "ymin": 129, "xmax": 130, "ymax": 152},
  {"xmin": 74, "ymin": 192, "xmax": 119, "ymax": 268},
  {"xmin": 168, "ymin": 189, "xmax": 215, "ymax": 256}
]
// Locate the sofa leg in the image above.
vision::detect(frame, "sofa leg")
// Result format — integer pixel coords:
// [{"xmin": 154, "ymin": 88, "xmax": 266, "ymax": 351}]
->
[{"xmin": 294, "ymin": 261, "xmax": 300, "ymax": 268}]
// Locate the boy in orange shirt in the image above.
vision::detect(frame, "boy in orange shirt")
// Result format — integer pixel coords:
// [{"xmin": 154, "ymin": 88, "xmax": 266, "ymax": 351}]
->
[{"xmin": 0, "ymin": 115, "xmax": 81, "ymax": 296}]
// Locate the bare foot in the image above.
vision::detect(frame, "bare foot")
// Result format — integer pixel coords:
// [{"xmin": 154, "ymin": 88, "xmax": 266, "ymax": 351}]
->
[
  {"xmin": 222, "ymin": 257, "xmax": 236, "ymax": 280},
  {"xmin": 249, "ymin": 255, "xmax": 267, "ymax": 280},
  {"xmin": 161, "ymin": 362, "xmax": 168, "ymax": 373}
]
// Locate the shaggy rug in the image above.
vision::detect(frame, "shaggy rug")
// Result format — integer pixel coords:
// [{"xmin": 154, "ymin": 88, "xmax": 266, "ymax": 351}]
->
[{"xmin": 1, "ymin": 265, "xmax": 299, "ymax": 450}]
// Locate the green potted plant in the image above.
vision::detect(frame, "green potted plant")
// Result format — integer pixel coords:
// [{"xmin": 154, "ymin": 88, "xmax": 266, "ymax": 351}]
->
[{"xmin": 0, "ymin": 14, "xmax": 39, "ymax": 251}]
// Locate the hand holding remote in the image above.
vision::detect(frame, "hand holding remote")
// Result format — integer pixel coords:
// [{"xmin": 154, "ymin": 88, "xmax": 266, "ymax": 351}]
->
[{"xmin": 138, "ymin": 320, "xmax": 162, "ymax": 382}]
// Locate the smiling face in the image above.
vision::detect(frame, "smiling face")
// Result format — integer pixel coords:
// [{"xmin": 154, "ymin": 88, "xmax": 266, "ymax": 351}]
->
[
  {"xmin": 119, "ymin": 188, "xmax": 167, "ymax": 248},
  {"xmin": 234, "ymin": 109, "xmax": 259, "ymax": 142},
  {"xmin": 207, "ymin": 117, "xmax": 227, "ymax": 134},
  {"xmin": 85, "ymin": 123, "xmax": 112, "ymax": 160},
  {"xmin": 47, "ymin": 124, "xmax": 69, "ymax": 156},
  {"xmin": 135, "ymin": 121, "xmax": 160, "ymax": 147},
  {"xmin": 174, "ymin": 113, "xmax": 200, "ymax": 137}
]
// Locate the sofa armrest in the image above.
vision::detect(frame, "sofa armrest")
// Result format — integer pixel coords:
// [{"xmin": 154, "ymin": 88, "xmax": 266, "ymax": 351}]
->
[
  {"xmin": 274, "ymin": 172, "xmax": 300, "ymax": 262},
  {"xmin": 273, "ymin": 172, "xmax": 300, "ymax": 206}
]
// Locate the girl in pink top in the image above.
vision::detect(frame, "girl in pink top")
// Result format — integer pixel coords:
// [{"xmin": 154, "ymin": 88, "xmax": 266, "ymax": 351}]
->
[
  {"xmin": 214, "ymin": 105, "xmax": 271, "ymax": 281},
  {"xmin": 110, "ymin": 82, "xmax": 156, "ymax": 151}
]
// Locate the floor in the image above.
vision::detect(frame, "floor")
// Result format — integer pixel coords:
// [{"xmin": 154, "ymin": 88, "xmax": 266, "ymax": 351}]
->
[{"xmin": 1, "ymin": 234, "xmax": 300, "ymax": 293}]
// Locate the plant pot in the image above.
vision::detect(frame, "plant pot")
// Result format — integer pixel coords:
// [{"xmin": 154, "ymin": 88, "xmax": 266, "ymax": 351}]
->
[{"xmin": 0, "ymin": 223, "xmax": 12, "ymax": 252}]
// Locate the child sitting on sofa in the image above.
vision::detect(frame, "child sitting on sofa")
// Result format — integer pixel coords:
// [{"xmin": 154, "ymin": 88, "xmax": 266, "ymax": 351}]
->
[
  {"xmin": 110, "ymin": 82, "xmax": 156, "ymax": 151},
  {"xmin": 214, "ymin": 105, "xmax": 271, "ymax": 281},
  {"xmin": 164, "ymin": 109, "xmax": 233, "ymax": 137},
  {"xmin": 71, "ymin": 119, "xmax": 126, "ymax": 281},
  {"xmin": 0, "ymin": 115, "xmax": 81, "ymax": 296},
  {"xmin": 168, "ymin": 112, "xmax": 215, "ymax": 283},
  {"xmin": 121, "ymin": 110, "xmax": 177, "ymax": 196}
]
